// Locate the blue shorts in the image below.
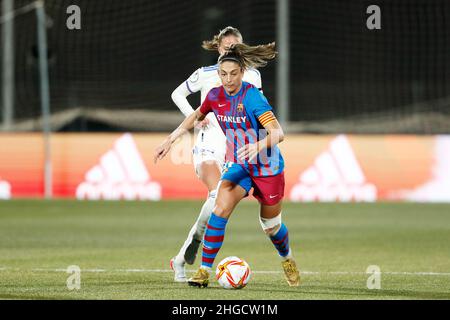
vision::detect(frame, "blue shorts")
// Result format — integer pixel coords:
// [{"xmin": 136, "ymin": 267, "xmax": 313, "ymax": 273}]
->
[
  {"xmin": 221, "ymin": 162, "xmax": 285, "ymax": 205},
  {"xmin": 221, "ymin": 162, "xmax": 253, "ymax": 194}
]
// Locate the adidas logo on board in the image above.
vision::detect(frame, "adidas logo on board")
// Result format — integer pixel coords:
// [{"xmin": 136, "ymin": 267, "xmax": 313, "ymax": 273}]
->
[
  {"xmin": 76, "ymin": 133, "xmax": 161, "ymax": 200},
  {"xmin": 290, "ymin": 135, "xmax": 377, "ymax": 202}
]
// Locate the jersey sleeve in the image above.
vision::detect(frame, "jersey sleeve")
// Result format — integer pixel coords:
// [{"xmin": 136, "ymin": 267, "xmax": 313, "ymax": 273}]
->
[
  {"xmin": 246, "ymin": 87, "xmax": 277, "ymax": 127},
  {"xmin": 257, "ymin": 110, "xmax": 277, "ymax": 127},
  {"xmin": 184, "ymin": 68, "xmax": 203, "ymax": 93},
  {"xmin": 199, "ymin": 92, "xmax": 212, "ymax": 115},
  {"xmin": 244, "ymin": 69, "xmax": 262, "ymax": 91},
  {"xmin": 171, "ymin": 82, "xmax": 195, "ymax": 117}
]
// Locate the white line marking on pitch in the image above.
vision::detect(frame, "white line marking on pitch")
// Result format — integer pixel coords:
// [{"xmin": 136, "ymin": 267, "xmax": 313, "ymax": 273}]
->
[{"xmin": 0, "ymin": 267, "xmax": 449, "ymax": 276}]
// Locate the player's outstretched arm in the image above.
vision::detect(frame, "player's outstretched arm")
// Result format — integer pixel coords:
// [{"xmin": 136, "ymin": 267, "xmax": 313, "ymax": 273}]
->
[{"xmin": 153, "ymin": 107, "xmax": 206, "ymax": 163}]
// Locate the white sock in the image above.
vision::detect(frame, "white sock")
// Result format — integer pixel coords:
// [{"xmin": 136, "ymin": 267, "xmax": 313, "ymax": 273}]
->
[
  {"xmin": 193, "ymin": 190, "xmax": 217, "ymax": 240},
  {"xmin": 174, "ymin": 190, "xmax": 217, "ymax": 264},
  {"xmin": 280, "ymin": 248, "xmax": 293, "ymax": 261},
  {"xmin": 174, "ymin": 253, "xmax": 185, "ymax": 265},
  {"xmin": 200, "ymin": 265, "xmax": 212, "ymax": 272}
]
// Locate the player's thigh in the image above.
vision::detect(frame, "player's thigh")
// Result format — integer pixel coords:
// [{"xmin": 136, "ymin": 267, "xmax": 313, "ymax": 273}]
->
[
  {"xmin": 260, "ymin": 201, "xmax": 283, "ymax": 219},
  {"xmin": 197, "ymin": 160, "xmax": 221, "ymax": 191},
  {"xmin": 214, "ymin": 180, "xmax": 247, "ymax": 219},
  {"xmin": 252, "ymin": 172, "xmax": 285, "ymax": 219},
  {"xmin": 193, "ymin": 129, "xmax": 225, "ymax": 191}
]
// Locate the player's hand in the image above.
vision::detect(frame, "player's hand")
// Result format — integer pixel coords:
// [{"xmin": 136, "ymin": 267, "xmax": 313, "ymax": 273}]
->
[
  {"xmin": 154, "ymin": 139, "xmax": 172, "ymax": 164},
  {"xmin": 195, "ymin": 118, "xmax": 209, "ymax": 129},
  {"xmin": 237, "ymin": 143, "xmax": 259, "ymax": 163}
]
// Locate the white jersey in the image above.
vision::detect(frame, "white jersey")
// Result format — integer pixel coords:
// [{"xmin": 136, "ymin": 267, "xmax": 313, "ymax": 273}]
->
[
  {"xmin": 171, "ymin": 64, "xmax": 262, "ymax": 173},
  {"xmin": 188, "ymin": 64, "xmax": 262, "ymax": 103}
]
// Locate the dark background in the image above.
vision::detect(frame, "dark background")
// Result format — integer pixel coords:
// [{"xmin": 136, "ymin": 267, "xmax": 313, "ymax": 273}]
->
[{"xmin": 3, "ymin": 0, "xmax": 450, "ymax": 132}]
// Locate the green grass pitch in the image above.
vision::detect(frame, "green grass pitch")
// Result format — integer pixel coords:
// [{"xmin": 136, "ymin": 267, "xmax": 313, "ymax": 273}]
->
[{"xmin": 0, "ymin": 200, "xmax": 449, "ymax": 300}]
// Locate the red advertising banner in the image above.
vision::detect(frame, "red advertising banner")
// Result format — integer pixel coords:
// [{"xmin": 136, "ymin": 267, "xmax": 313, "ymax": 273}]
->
[{"xmin": 0, "ymin": 133, "xmax": 449, "ymax": 202}]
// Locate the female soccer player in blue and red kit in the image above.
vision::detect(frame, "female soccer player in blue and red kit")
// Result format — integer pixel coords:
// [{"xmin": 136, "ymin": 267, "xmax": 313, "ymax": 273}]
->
[{"xmin": 154, "ymin": 42, "xmax": 300, "ymax": 288}]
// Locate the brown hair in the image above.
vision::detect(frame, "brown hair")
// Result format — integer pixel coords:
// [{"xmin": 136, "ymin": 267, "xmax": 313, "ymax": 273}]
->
[
  {"xmin": 218, "ymin": 42, "xmax": 277, "ymax": 69},
  {"xmin": 202, "ymin": 26, "xmax": 243, "ymax": 51}
]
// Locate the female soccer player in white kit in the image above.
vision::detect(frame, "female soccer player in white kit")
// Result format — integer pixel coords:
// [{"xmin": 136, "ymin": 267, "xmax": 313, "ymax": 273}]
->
[{"xmin": 169, "ymin": 26, "xmax": 262, "ymax": 282}]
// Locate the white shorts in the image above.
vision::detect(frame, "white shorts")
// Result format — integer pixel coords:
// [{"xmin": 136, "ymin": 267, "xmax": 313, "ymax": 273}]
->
[{"xmin": 192, "ymin": 125, "xmax": 226, "ymax": 177}]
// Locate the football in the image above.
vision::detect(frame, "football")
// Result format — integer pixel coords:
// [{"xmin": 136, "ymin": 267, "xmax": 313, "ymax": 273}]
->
[{"xmin": 215, "ymin": 256, "xmax": 251, "ymax": 289}]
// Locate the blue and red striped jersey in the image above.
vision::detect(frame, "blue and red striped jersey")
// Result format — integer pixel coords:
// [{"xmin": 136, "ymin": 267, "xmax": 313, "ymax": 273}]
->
[{"xmin": 200, "ymin": 81, "xmax": 284, "ymax": 177}]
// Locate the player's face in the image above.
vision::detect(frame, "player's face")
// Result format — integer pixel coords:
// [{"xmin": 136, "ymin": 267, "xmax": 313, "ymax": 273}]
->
[
  {"xmin": 218, "ymin": 35, "xmax": 241, "ymax": 55},
  {"xmin": 218, "ymin": 61, "xmax": 244, "ymax": 96}
]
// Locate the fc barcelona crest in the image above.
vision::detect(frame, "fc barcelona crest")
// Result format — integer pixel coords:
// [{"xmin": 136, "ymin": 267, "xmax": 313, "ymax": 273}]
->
[{"xmin": 237, "ymin": 103, "xmax": 244, "ymax": 112}]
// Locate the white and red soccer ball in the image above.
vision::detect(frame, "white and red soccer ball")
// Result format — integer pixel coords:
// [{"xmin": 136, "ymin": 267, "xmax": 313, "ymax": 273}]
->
[{"xmin": 216, "ymin": 256, "xmax": 251, "ymax": 289}]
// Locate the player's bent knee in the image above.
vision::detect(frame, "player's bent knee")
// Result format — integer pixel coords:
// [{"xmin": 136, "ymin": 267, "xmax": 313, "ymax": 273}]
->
[
  {"xmin": 213, "ymin": 200, "xmax": 232, "ymax": 218},
  {"xmin": 259, "ymin": 213, "xmax": 282, "ymax": 236},
  {"xmin": 198, "ymin": 162, "xmax": 221, "ymax": 189}
]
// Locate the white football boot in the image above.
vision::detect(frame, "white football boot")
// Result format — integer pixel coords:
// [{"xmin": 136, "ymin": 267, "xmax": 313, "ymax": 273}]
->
[{"xmin": 170, "ymin": 257, "xmax": 187, "ymax": 282}]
